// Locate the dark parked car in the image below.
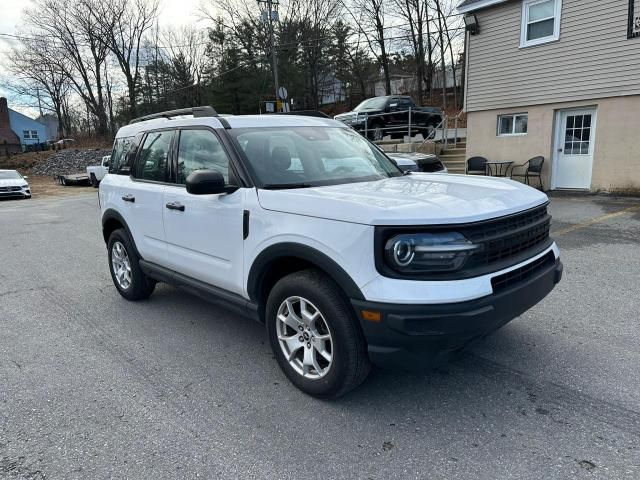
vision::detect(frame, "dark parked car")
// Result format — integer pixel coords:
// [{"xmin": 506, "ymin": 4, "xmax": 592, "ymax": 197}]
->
[{"xmin": 334, "ymin": 96, "xmax": 442, "ymax": 141}]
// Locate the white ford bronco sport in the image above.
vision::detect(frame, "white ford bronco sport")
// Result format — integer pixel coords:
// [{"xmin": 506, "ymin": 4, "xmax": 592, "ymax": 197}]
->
[{"xmin": 100, "ymin": 106, "xmax": 563, "ymax": 398}]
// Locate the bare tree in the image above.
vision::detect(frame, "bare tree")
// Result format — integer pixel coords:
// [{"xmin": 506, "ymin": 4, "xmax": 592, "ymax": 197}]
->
[
  {"xmin": 5, "ymin": 35, "xmax": 73, "ymax": 137},
  {"xmin": 346, "ymin": 0, "xmax": 392, "ymax": 95},
  {"xmin": 160, "ymin": 26, "xmax": 210, "ymax": 106},
  {"xmin": 25, "ymin": 0, "xmax": 110, "ymax": 135},
  {"xmin": 91, "ymin": 0, "xmax": 159, "ymax": 118},
  {"xmin": 393, "ymin": 0, "xmax": 429, "ymax": 102}
]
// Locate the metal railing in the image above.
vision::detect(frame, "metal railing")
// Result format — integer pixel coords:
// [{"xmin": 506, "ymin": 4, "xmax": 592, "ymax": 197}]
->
[
  {"xmin": 353, "ymin": 108, "xmax": 438, "ymax": 142},
  {"xmin": 419, "ymin": 109, "xmax": 465, "ymax": 151}
]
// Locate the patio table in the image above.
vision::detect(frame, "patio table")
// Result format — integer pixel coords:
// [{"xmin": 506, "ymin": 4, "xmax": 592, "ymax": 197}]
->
[{"xmin": 485, "ymin": 161, "xmax": 514, "ymax": 178}]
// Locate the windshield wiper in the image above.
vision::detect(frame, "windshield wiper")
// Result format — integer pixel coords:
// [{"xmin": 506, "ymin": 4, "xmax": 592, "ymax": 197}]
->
[{"xmin": 261, "ymin": 182, "xmax": 314, "ymax": 190}]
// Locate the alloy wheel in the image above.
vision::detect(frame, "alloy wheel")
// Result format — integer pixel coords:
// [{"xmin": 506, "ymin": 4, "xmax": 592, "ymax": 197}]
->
[
  {"xmin": 111, "ymin": 241, "xmax": 132, "ymax": 290},
  {"xmin": 276, "ymin": 296, "xmax": 333, "ymax": 379}
]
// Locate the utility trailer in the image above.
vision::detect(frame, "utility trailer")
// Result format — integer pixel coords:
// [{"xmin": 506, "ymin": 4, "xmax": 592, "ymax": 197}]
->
[{"xmin": 55, "ymin": 174, "xmax": 91, "ymax": 186}]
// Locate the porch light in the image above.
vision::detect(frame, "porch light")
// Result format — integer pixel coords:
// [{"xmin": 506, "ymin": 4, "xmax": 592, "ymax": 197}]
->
[{"xmin": 464, "ymin": 14, "xmax": 480, "ymax": 35}]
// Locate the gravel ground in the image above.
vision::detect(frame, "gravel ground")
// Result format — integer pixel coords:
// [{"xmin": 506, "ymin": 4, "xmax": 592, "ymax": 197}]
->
[
  {"xmin": 0, "ymin": 193, "xmax": 638, "ymax": 479},
  {"xmin": 31, "ymin": 149, "xmax": 110, "ymax": 176}
]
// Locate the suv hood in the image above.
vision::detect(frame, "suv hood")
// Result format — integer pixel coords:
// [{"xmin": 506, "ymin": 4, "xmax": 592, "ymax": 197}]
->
[{"xmin": 257, "ymin": 174, "xmax": 548, "ymax": 225}]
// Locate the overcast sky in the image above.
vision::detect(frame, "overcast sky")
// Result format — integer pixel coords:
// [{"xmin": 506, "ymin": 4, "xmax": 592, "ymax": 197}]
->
[{"xmin": 0, "ymin": 0, "xmax": 208, "ymax": 115}]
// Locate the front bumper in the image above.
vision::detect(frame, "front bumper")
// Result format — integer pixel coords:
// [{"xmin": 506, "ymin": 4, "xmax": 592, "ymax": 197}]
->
[
  {"xmin": 0, "ymin": 190, "xmax": 31, "ymax": 199},
  {"xmin": 351, "ymin": 255, "xmax": 563, "ymax": 370}
]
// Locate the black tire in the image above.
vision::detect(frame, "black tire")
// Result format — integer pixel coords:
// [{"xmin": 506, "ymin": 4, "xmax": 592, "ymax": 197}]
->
[
  {"xmin": 107, "ymin": 228, "xmax": 156, "ymax": 301},
  {"xmin": 90, "ymin": 173, "xmax": 99, "ymax": 188},
  {"xmin": 266, "ymin": 269, "xmax": 371, "ymax": 399}
]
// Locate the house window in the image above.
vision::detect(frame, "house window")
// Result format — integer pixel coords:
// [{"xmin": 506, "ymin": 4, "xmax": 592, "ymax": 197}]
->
[
  {"xmin": 520, "ymin": 0, "xmax": 562, "ymax": 48},
  {"xmin": 498, "ymin": 114, "xmax": 528, "ymax": 136},
  {"xmin": 31, "ymin": 130, "xmax": 38, "ymax": 139},
  {"xmin": 23, "ymin": 130, "xmax": 31, "ymax": 139}
]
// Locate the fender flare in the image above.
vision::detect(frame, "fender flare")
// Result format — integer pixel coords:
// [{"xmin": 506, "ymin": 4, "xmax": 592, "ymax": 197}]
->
[
  {"xmin": 247, "ymin": 242, "xmax": 365, "ymax": 302},
  {"xmin": 101, "ymin": 209, "xmax": 141, "ymax": 258}
]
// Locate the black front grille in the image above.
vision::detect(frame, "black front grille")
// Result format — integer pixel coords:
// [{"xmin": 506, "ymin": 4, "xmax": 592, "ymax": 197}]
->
[
  {"xmin": 462, "ymin": 205, "xmax": 551, "ymax": 270},
  {"xmin": 0, "ymin": 186, "xmax": 23, "ymax": 192},
  {"xmin": 491, "ymin": 251, "xmax": 555, "ymax": 293}
]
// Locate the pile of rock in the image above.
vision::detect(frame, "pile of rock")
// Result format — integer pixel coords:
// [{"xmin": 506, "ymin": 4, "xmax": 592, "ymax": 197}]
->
[{"xmin": 32, "ymin": 149, "xmax": 111, "ymax": 176}]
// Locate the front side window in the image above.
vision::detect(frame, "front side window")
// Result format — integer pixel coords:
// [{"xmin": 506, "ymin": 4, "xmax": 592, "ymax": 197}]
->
[
  {"xmin": 498, "ymin": 113, "xmax": 528, "ymax": 136},
  {"xmin": 134, "ymin": 130, "xmax": 173, "ymax": 182},
  {"xmin": 176, "ymin": 129, "xmax": 229, "ymax": 184},
  {"xmin": 521, "ymin": 0, "xmax": 562, "ymax": 47},
  {"xmin": 229, "ymin": 127, "xmax": 402, "ymax": 189}
]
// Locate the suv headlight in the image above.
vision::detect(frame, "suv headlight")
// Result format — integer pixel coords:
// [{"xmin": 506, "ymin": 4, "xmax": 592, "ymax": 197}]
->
[{"xmin": 384, "ymin": 232, "xmax": 480, "ymax": 273}]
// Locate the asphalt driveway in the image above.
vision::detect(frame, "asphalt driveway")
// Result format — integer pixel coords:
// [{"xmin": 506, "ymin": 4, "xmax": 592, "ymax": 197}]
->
[{"xmin": 0, "ymin": 192, "xmax": 639, "ymax": 479}]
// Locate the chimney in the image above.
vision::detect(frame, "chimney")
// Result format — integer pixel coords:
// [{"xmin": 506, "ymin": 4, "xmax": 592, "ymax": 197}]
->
[{"xmin": 0, "ymin": 98, "xmax": 9, "ymax": 129}]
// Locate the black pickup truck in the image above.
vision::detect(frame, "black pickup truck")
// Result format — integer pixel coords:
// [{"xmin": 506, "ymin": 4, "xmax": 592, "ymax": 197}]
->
[{"xmin": 334, "ymin": 96, "xmax": 443, "ymax": 141}]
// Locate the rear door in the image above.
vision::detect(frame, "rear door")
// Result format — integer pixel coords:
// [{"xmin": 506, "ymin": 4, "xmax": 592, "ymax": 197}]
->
[
  {"xmin": 121, "ymin": 129, "xmax": 174, "ymax": 264},
  {"xmin": 162, "ymin": 128, "xmax": 245, "ymax": 295}
]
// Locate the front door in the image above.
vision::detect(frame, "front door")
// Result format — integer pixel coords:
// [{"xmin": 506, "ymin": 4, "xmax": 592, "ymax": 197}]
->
[
  {"xmin": 553, "ymin": 108, "xmax": 597, "ymax": 190},
  {"xmin": 162, "ymin": 128, "xmax": 245, "ymax": 296}
]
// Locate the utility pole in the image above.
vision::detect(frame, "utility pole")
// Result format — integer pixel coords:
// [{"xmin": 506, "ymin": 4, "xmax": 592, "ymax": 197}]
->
[{"xmin": 258, "ymin": 0, "xmax": 280, "ymax": 111}]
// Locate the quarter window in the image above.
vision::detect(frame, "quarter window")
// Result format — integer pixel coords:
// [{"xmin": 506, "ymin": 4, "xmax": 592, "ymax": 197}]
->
[
  {"xmin": 521, "ymin": 0, "xmax": 562, "ymax": 48},
  {"xmin": 498, "ymin": 114, "xmax": 528, "ymax": 136},
  {"xmin": 135, "ymin": 130, "xmax": 173, "ymax": 182},
  {"xmin": 176, "ymin": 130, "xmax": 229, "ymax": 185},
  {"xmin": 109, "ymin": 136, "xmax": 134, "ymax": 175}
]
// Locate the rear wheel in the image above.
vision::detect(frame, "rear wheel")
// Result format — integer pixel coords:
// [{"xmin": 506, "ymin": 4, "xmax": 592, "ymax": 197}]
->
[
  {"xmin": 266, "ymin": 269, "xmax": 371, "ymax": 399},
  {"xmin": 107, "ymin": 228, "xmax": 155, "ymax": 301},
  {"xmin": 90, "ymin": 173, "xmax": 99, "ymax": 188}
]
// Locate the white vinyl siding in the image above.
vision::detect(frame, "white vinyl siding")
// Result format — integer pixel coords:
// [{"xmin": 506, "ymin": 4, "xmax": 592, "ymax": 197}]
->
[
  {"xmin": 465, "ymin": 0, "xmax": 640, "ymax": 112},
  {"xmin": 498, "ymin": 113, "xmax": 528, "ymax": 135},
  {"xmin": 520, "ymin": 0, "xmax": 562, "ymax": 47}
]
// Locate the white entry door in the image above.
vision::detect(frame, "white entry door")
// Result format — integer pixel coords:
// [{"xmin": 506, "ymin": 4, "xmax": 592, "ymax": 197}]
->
[{"xmin": 553, "ymin": 109, "xmax": 597, "ymax": 189}]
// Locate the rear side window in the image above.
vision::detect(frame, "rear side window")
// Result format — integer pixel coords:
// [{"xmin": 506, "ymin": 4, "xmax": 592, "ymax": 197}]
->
[
  {"xmin": 109, "ymin": 136, "xmax": 134, "ymax": 174},
  {"xmin": 134, "ymin": 130, "xmax": 173, "ymax": 182},
  {"xmin": 176, "ymin": 129, "xmax": 229, "ymax": 184}
]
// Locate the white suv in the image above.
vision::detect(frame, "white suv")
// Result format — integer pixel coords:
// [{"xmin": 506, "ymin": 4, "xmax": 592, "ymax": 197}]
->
[{"xmin": 99, "ymin": 107, "xmax": 563, "ymax": 398}]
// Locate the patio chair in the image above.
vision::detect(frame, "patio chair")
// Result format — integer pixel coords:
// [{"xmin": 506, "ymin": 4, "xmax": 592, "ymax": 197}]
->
[
  {"xmin": 511, "ymin": 156, "xmax": 545, "ymax": 190},
  {"xmin": 466, "ymin": 156, "xmax": 488, "ymax": 175}
]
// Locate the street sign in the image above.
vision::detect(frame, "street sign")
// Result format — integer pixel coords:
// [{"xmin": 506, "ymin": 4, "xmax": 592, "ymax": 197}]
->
[{"xmin": 277, "ymin": 86, "xmax": 288, "ymax": 100}]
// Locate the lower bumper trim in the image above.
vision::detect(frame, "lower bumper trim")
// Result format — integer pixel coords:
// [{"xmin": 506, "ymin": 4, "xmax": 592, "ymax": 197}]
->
[{"xmin": 352, "ymin": 257, "xmax": 563, "ymax": 369}]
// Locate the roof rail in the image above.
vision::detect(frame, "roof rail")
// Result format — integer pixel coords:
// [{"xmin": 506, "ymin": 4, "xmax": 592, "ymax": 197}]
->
[
  {"xmin": 129, "ymin": 106, "xmax": 219, "ymax": 125},
  {"xmin": 274, "ymin": 110, "xmax": 330, "ymax": 119}
]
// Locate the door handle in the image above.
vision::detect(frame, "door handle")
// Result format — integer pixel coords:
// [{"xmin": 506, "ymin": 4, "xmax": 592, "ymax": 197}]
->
[
  {"xmin": 122, "ymin": 194, "xmax": 135, "ymax": 203},
  {"xmin": 166, "ymin": 202, "xmax": 185, "ymax": 212}
]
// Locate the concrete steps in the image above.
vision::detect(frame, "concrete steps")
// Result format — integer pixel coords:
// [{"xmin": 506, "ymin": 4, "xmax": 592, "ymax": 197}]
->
[{"xmin": 439, "ymin": 142, "xmax": 467, "ymax": 174}]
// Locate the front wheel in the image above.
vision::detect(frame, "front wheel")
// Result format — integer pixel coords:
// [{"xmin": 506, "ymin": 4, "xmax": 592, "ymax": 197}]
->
[
  {"xmin": 107, "ymin": 228, "xmax": 156, "ymax": 301},
  {"xmin": 266, "ymin": 269, "xmax": 371, "ymax": 399}
]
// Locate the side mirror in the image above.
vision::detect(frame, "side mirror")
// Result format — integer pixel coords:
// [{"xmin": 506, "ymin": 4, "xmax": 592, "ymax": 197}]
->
[{"xmin": 186, "ymin": 170, "xmax": 239, "ymax": 195}]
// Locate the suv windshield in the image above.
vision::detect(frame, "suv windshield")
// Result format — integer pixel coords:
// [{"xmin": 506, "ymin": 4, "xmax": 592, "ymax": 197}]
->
[
  {"xmin": 229, "ymin": 127, "xmax": 402, "ymax": 189},
  {"xmin": 0, "ymin": 171, "xmax": 21, "ymax": 180},
  {"xmin": 353, "ymin": 98, "xmax": 388, "ymax": 111}
]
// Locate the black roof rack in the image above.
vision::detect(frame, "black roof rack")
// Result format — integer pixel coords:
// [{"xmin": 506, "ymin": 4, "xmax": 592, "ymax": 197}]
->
[
  {"xmin": 273, "ymin": 110, "xmax": 330, "ymax": 119},
  {"xmin": 129, "ymin": 106, "xmax": 219, "ymax": 125}
]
